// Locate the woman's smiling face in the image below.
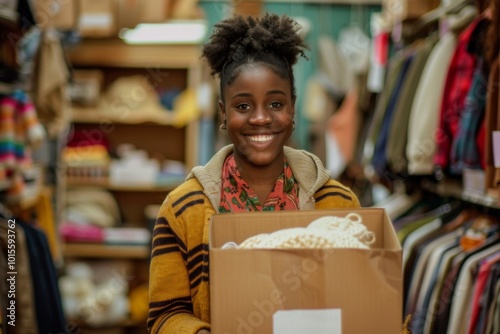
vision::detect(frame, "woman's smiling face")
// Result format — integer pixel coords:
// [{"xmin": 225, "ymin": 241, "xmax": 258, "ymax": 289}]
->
[{"xmin": 220, "ymin": 63, "xmax": 295, "ymax": 170}]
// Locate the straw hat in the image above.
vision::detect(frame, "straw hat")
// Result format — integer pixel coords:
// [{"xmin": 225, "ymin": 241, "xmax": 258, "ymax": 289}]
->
[{"xmin": 99, "ymin": 75, "xmax": 168, "ymax": 117}]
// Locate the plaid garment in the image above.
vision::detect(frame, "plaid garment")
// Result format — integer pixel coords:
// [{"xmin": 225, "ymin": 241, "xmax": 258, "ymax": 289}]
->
[
  {"xmin": 219, "ymin": 154, "xmax": 299, "ymax": 212},
  {"xmin": 434, "ymin": 17, "xmax": 481, "ymax": 172},
  {"xmin": 450, "ymin": 58, "xmax": 489, "ymax": 174}
]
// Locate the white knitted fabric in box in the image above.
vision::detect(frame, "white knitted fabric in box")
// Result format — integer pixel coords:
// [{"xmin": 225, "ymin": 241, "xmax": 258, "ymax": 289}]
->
[{"xmin": 225, "ymin": 213, "xmax": 375, "ymax": 250}]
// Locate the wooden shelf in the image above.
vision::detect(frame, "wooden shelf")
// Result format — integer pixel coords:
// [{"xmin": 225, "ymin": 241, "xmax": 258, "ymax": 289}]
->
[
  {"xmin": 72, "ymin": 318, "xmax": 147, "ymax": 329},
  {"xmin": 71, "ymin": 106, "xmax": 178, "ymax": 125},
  {"xmin": 66, "ymin": 178, "xmax": 184, "ymax": 191},
  {"xmin": 62, "ymin": 243, "xmax": 150, "ymax": 259},
  {"xmin": 66, "ymin": 39, "xmax": 202, "ymax": 69},
  {"xmin": 461, "ymin": 191, "xmax": 499, "ymax": 209},
  {"xmin": 422, "ymin": 179, "xmax": 500, "ymax": 210}
]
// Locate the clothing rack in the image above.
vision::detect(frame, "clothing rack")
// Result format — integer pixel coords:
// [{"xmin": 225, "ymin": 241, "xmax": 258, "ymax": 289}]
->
[
  {"xmin": 374, "ymin": 184, "xmax": 500, "ymax": 333},
  {"xmin": 365, "ymin": 2, "xmax": 500, "ymax": 331},
  {"xmin": 363, "ymin": 6, "xmax": 496, "ymax": 189}
]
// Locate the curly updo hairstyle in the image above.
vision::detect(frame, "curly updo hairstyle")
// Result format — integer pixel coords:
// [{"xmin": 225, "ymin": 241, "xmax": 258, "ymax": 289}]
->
[{"xmin": 201, "ymin": 13, "xmax": 308, "ymax": 100}]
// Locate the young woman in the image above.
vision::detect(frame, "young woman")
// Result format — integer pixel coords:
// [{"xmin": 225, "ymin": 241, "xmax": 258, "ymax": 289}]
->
[{"xmin": 147, "ymin": 13, "xmax": 360, "ymax": 334}]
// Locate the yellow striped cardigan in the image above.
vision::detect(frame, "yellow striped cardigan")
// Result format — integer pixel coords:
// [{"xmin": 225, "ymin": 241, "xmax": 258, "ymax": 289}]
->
[{"xmin": 148, "ymin": 145, "xmax": 360, "ymax": 333}]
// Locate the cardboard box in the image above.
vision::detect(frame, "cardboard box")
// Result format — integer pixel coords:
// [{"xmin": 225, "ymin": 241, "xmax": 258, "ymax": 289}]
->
[
  {"xmin": 231, "ymin": 0, "xmax": 263, "ymax": 17},
  {"xmin": 230, "ymin": 0, "xmax": 263, "ymax": 16},
  {"xmin": 140, "ymin": 0, "xmax": 173, "ymax": 23},
  {"xmin": 69, "ymin": 70, "xmax": 103, "ymax": 107},
  {"xmin": 116, "ymin": 0, "xmax": 142, "ymax": 30},
  {"xmin": 209, "ymin": 208, "xmax": 402, "ymax": 334},
  {"xmin": 34, "ymin": 0, "xmax": 78, "ymax": 30},
  {"xmin": 78, "ymin": 0, "xmax": 117, "ymax": 37}
]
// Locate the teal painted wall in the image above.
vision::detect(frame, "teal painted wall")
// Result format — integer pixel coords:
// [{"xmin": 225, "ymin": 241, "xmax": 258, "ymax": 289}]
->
[{"xmin": 199, "ymin": 1, "xmax": 381, "ymax": 150}]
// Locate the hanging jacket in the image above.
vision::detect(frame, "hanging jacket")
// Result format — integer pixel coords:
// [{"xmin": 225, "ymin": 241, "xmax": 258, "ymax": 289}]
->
[
  {"xmin": 450, "ymin": 57, "xmax": 489, "ymax": 174},
  {"xmin": 434, "ymin": 17, "xmax": 484, "ymax": 173}
]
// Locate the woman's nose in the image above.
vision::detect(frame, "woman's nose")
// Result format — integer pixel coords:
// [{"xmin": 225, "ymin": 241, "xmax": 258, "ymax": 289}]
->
[{"xmin": 249, "ymin": 105, "xmax": 272, "ymax": 125}]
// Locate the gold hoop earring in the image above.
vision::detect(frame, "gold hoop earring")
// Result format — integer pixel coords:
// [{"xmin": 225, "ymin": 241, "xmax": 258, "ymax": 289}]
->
[{"xmin": 219, "ymin": 122, "xmax": 227, "ymax": 133}]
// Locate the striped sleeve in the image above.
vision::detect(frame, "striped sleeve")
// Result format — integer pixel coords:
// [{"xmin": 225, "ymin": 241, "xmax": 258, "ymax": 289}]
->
[
  {"xmin": 314, "ymin": 179, "xmax": 361, "ymax": 208},
  {"xmin": 148, "ymin": 189, "xmax": 210, "ymax": 334}
]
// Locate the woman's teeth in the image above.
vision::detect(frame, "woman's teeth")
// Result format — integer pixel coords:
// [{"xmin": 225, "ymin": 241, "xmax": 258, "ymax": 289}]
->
[{"xmin": 247, "ymin": 134, "xmax": 275, "ymax": 142}]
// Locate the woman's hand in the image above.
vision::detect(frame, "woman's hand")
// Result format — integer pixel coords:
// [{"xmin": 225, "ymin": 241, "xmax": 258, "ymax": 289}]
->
[{"xmin": 196, "ymin": 330, "xmax": 210, "ymax": 334}]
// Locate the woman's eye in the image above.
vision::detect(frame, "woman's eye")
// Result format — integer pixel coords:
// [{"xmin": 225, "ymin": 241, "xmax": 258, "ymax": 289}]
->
[
  {"xmin": 236, "ymin": 104, "xmax": 250, "ymax": 110},
  {"xmin": 269, "ymin": 102, "xmax": 283, "ymax": 109}
]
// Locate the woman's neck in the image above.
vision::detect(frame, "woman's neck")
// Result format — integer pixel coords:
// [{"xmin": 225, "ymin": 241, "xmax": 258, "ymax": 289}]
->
[{"xmin": 235, "ymin": 156, "xmax": 284, "ymax": 205}]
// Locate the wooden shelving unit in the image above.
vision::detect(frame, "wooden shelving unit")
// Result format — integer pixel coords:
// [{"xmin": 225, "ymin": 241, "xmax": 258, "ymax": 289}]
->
[
  {"xmin": 60, "ymin": 35, "xmax": 212, "ymax": 334},
  {"xmin": 66, "ymin": 39, "xmax": 204, "ymax": 170},
  {"xmin": 62, "ymin": 243, "xmax": 150, "ymax": 259},
  {"xmin": 64, "ymin": 38, "xmax": 207, "ymax": 221},
  {"xmin": 65, "ymin": 179, "xmax": 184, "ymax": 191}
]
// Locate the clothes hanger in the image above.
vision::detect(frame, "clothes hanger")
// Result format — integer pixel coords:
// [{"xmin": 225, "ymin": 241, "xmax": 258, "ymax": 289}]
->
[
  {"xmin": 402, "ymin": 0, "xmax": 474, "ymax": 38},
  {"xmin": 447, "ymin": 5, "xmax": 479, "ymax": 32}
]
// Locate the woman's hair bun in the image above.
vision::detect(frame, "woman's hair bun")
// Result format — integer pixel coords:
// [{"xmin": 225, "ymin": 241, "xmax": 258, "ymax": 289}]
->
[{"xmin": 202, "ymin": 13, "xmax": 308, "ymax": 77}]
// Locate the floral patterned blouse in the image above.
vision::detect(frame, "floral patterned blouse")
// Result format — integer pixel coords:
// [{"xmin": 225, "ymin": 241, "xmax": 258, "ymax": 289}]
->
[{"xmin": 218, "ymin": 154, "xmax": 300, "ymax": 212}]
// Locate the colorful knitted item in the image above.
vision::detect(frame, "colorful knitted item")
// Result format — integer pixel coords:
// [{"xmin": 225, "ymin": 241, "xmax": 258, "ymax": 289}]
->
[{"xmin": 0, "ymin": 90, "xmax": 45, "ymax": 198}]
